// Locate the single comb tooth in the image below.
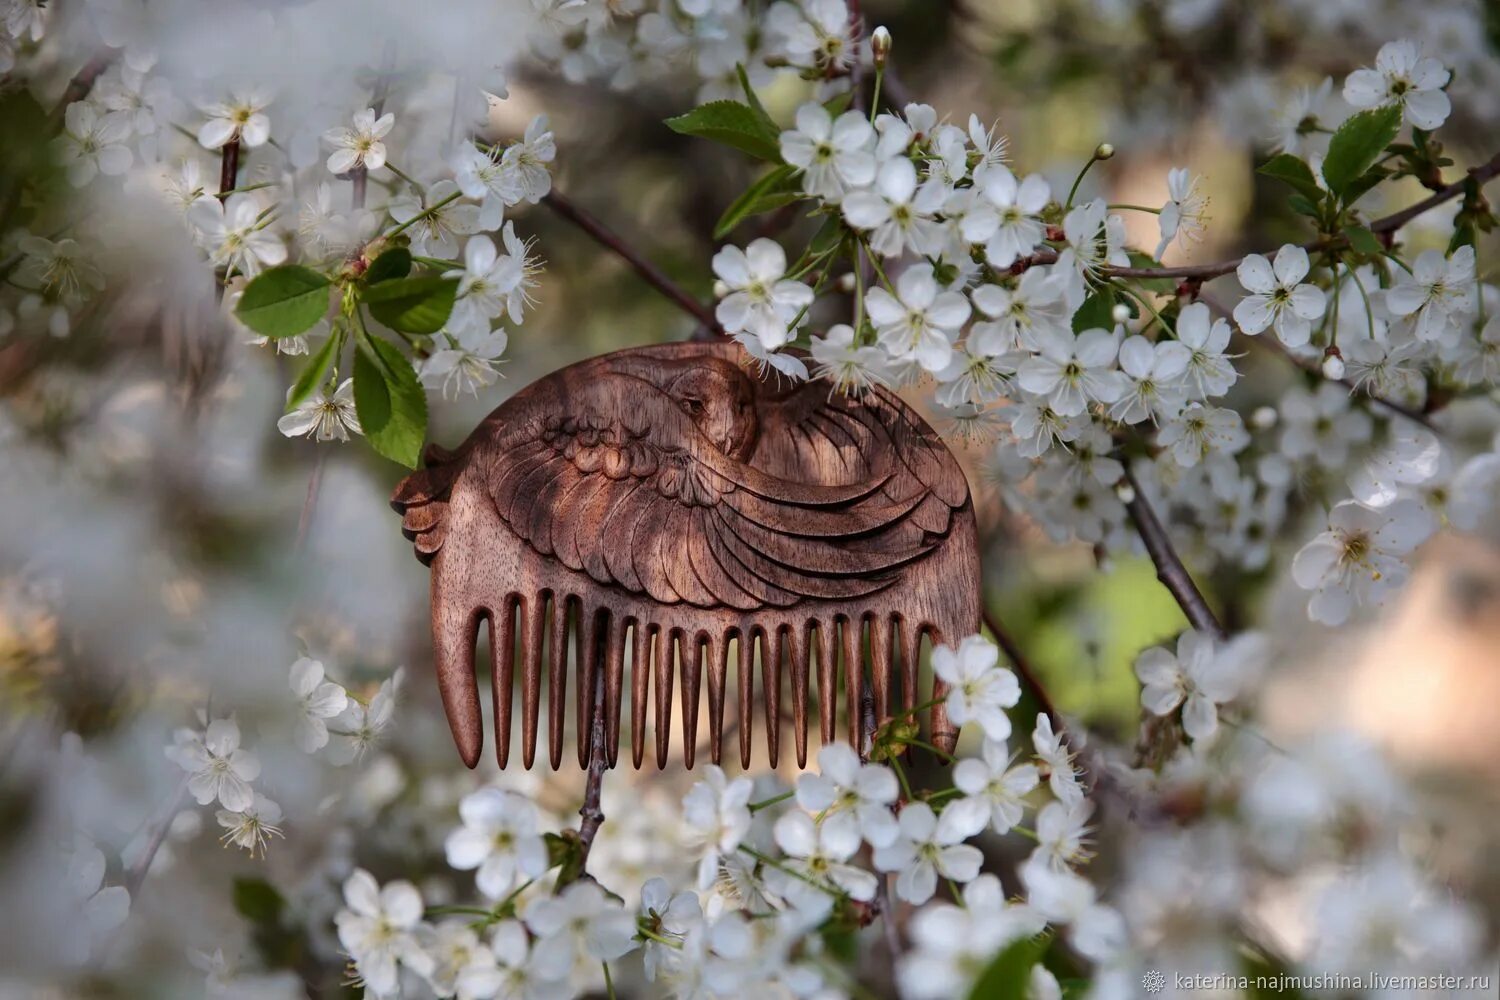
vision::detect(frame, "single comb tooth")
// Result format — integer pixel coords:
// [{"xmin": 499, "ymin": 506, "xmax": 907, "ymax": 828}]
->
[
  {"xmin": 738, "ymin": 631, "xmax": 754, "ymax": 770},
  {"xmin": 576, "ymin": 608, "xmax": 603, "ymax": 769},
  {"xmin": 631, "ymin": 622, "xmax": 649, "ymax": 769},
  {"xmin": 520, "ymin": 593, "xmax": 545, "ymax": 768},
  {"xmin": 815, "ymin": 619, "xmax": 837, "ymax": 746},
  {"xmin": 604, "ymin": 614, "xmax": 626, "ymax": 768},
  {"xmin": 869, "ymin": 614, "xmax": 895, "ymax": 734},
  {"xmin": 788, "ymin": 623, "xmax": 810, "ymax": 767},
  {"xmin": 841, "ymin": 617, "xmax": 863, "ymax": 750},
  {"xmin": 493, "ymin": 599, "xmax": 517, "ymax": 768},
  {"xmin": 547, "ymin": 594, "xmax": 571, "ymax": 770},
  {"xmin": 653, "ymin": 628, "xmax": 674, "ymax": 770},
  {"xmin": 764, "ymin": 628, "xmax": 782, "ymax": 769},
  {"xmin": 705, "ymin": 632, "xmax": 726, "ymax": 766},
  {"xmin": 927, "ymin": 628, "xmax": 958, "ymax": 757},
  {"xmin": 433, "ymin": 602, "xmax": 483, "ymax": 768},
  {"xmin": 681, "ymin": 632, "xmax": 703, "ymax": 769},
  {"xmin": 899, "ymin": 617, "xmax": 921, "ymax": 727}
]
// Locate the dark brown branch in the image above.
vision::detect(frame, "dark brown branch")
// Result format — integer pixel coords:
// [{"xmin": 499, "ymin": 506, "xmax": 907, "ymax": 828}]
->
[
  {"xmin": 123, "ymin": 775, "xmax": 189, "ymax": 897},
  {"xmin": 49, "ymin": 51, "xmax": 114, "ymax": 121},
  {"xmin": 1123, "ymin": 468, "xmax": 1227, "ymax": 639},
  {"xmin": 217, "ymin": 140, "xmax": 241, "ymax": 203},
  {"xmin": 542, "ymin": 190, "xmax": 722, "ymax": 336},
  {"xmin": 576, "ymin": 633, "xmax": 609, "ymax": 871},
  {"xmin": 981, "ymin": 609, "xmax": 1063, "ymax": 733}
]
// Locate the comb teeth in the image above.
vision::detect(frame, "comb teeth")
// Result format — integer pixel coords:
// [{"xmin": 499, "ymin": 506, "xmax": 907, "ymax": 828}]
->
[{"xmin": 472, "ymin": 591, "xmax": 953, "ymax": 769}]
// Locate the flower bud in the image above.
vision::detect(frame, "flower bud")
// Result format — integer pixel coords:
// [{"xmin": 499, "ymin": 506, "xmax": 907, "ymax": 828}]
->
[
  {"xmin": 712, "ymin": 279, "xmax": 728, "ymax": 299},
  {"xmin": 1094, "ymin": 142, "xmax": 1115, "ymax": 161},
  {"xmin": 1251, "ymin": 405, "xmax": 1278, "ymax": 430},
  {"xmin": 836, "ymin": 271, "xmax": 856, "ymax": 293},
  {"xmin": 1111, "ymin": 302, "xmax": 1131, "ymax": 324},
  {"xmin": 1113, "ymin": 479, "xmax": 1136, "ymax": 503},
  {"xmin": 871, "ymin": 26, "xmax": 891, "ymax": 68},
  {"xmin": 870, "ymin": 26, "xmax": 888, "ymax": 68},
  {"xmin": 1321, "ymin": 347, "xmax": 1346, "ymax": 381}
]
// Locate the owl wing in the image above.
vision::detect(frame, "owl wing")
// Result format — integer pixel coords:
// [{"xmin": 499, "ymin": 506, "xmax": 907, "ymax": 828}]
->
[{"xmin": 462, "ymin": 372, "xmax": 947, "ymax": 610}]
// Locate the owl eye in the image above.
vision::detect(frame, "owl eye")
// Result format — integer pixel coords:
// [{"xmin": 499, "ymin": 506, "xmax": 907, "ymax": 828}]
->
[{"xmin": 680, "ymin": 397, "xmax": 705, "ymax": 416}]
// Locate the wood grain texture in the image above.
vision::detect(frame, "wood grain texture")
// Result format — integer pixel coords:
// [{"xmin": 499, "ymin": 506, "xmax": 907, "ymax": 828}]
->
[{"xmin": 391, "ymin": 341, "xmax": 980, "ymax": 769}]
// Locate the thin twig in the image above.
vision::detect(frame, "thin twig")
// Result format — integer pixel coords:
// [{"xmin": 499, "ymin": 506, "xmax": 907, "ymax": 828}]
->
[
  {"xmin": 1122, "ymin": 468, "xmax": 1227, "ymax": 639},
  {"xmin": 217, "ymin": 140, "xmax": 241, "ymax": 204},
  {"xmin": 294, "ymin": 449, "xmax": 328, "ymax": 553},
  {"xmin": 576, "ymin": 634, "xmax": 609, "ymax": 872},
  {"xmin": 541, "ymin": 189, "xmax": 722, "ymax": 337},
  {"xmin": 123, "ymin": 774, "xmax": 190, "ymax": 897},
  {"xmin": 981, "ymin": 609, "xmax": 1063, "ymax": 733}
]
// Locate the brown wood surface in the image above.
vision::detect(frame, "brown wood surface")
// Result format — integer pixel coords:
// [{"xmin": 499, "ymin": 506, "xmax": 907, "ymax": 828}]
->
[{"xmin": 391, "ymin": 341, "xmax": 981, "ymax": 769}]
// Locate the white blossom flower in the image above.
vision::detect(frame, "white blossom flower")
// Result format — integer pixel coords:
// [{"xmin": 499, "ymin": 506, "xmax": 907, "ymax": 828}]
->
[
  {"xmin": 1055, "ymin": 199, "xmax": 1129, "ymax": 305},
  {"xmin": 327, "ymin": 668, "xmax": 403, "ymax": 764},
  {"xmin": 1032, "ymin": 798, "xmax": 1094, "ymax": 870},
  {"xmin": 873, "ymin": 802, "xmax": 983, "ymax": 904},
  {"xmin": 277, "ymin": 378, "xmax": 362, "ymax": 443},
  {"xmin": 637, "ymin": 877, "xmax": 702, "ymax": 983},
  {"xmin": 897, "ymin": 875, "xmax": 1044, "ymax": 1000},
  {"xmin": 452, "ymin": 143, "xmax": 524, "ymax": 230},
  {"xmin": 334, "ymin": 869, "xmax": 434, "ymax": 995},
  {"xmin": 418, "ymin": 920, "xmax": 490, "ymax": 999},
  {"xmin": 1270, "ymin": 77, "xmax": 1339, "ymax": 155},
  {"xmin": 865, "ymin": 262, "xmax": 970, "ymax": 372},
  {"xmin": 188, "ymin": 194, "xmax": 287, "ymax": 278},
  {"xmin": 95, "ymin": 64, "xmax": 176, "ymax": 140},
  {"xmin": 1385, "ymin": 246, "xmax": 1476, "ymax": 343},
  {"xmin": 795, "ymin": 742, "xmax": 899, "ymax": 848},
  {"xmin": 323, "ymin": 107, "xmax": 395, "ymax": 175},
  {"xmin": 771, "ymin": 810, "xmax": 878, "ymax": 908},
  {"xmin": 525, "ymin": 879, "xmax": 637, "ymax": 973},
  {"xmin": 54, "ymin": 102, "xmax": 133, "ymax": 186},
  {"xmin": 766, "ymin": 0, "xmax": 854, "ymax": 71},
  {"xmin": 966, "ymin": 114, "xmax": 1010, "ymax": 181},
  {"xmin": 422, "ymin": 327, "xmax": 509, "ymax": 399},
  {"xmin": 1291, "ymin": 499, "xmax": 1436, "ymax": 625},
  {"xmin": 216, "ymin": 793, "xmax": 284, "ymax": 857},
  {"xmin": 1032, "ymin": 712, "xmax": 1083, "ymax": 805},
  {"xmin": 945, "ymin": 738, "xmax": 1040, "ymax": 837},
  {"xmin": 389, "ymin": 179, "xmax": 481, "ymax": 258},
  {"xmin": 842, "ymin": 157, "xmax": 947, "ymax": 258},
  {"xmin": 1158, "ymin": 403, "xmax": 1249, "ymax": 467},
  {"xmin": 935, "ymin": 339, "xmax": 1022, "ymax": 407},
  {"xmin": 500, "ymin": 114, "xmax": 556, "ymax": 204},
  {"xmin": 1450, "ymin": 449, "xmax": 1500, "ymax": 533},
  {"xmin": 1348, "ymin": 426, "xmax": 1442, "ymax": 507},
  {"xmin": 1111, "ymin": 334, "xmax": 1190, "ymax": 424},
  {"xmin": 197, "ymin": 90, "xmax": 272, "ymax": 149},
  {"xmin": 711, "ymin": 238, "xmax": 813, "ymax": 350},
  {"xmin": 14, "ymin": 235, "xmax": 103, "ymax": 306},
  {"xmin": 1006, "ymin": 393, "xmax": 1088, "ymax": 458},
  {"xmin": 447, "ymin": 234, "xmax": 523, "ymax": 337},
  {"xmin": 1133, "ymin": 630, "xmax": 1252, "ymax": 741},
  {"xmin": 810, "ymin": 323, "xmax": 889, "ymax": 397},
  {"xmin": 458, "ymin": 919, "xmax": 572, "ymax": 1000},
  {"xmin": 1174, "ymin": 301, "xmax": 1238, "ymax": 397},
  {"xmin": 1021, "ymin": 858, "xmax": 1126, "ymax": 962},
  {"xmin": 1233, "ymin": 246, "xmax": 1326, "ymax": 348},
  {"xmin": 682, "ymin": 764, "xmax": 754, "ymax": 889},
  {"xmin": 778, "ymin": 103, "xmax": 876, "ymax": 201},
  {"xmin": 734, "ymin": 330, "xmax": 810, "ymax": 382},
  {"xmin": 1343, "ymin": 39, "xmax": 1451, "ymax": 130},
  {"xmin": 1279, "ymin": 382, "xmax": 1373, "ymax": 466},
  {"xmin": 175, "ymin": 717, "xmax": 260, "ymax": 811},
  {"xmin": 1156, "ymin": 167, "xmax": 1209, "ymax": 259},
  {"xmin": 970, "ymin": 269, "xmax": 1073, "ymax": 353},
  {"xmin": 289, "ymin": 657, "xmax": 348, "ymax": 752},
  {"xmin": 54, "ymin": 835, "xmax": 131, "ymax": 967},
  {"xmin": 445, "ymin": 788, "xmax": 550, "ymax": 900},
  {"xmin": 1017, "ymin": 327, "xmax": 1126, "ymax": 417},
  {"xmin": 931, "ymin": 634, "xmax": 1021, "ymax": 742},
  {"xmin": 962, "ymin": 168, "xmax": 1049, "ymax": 267}
]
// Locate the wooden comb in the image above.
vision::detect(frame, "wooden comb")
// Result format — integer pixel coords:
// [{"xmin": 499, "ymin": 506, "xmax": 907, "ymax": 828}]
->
[{"xmin": 391, "ymin": 342, "xmax": 980, "ymax": 770}]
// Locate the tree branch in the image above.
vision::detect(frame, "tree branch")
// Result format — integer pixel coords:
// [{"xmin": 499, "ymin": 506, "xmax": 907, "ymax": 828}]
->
[
  {"xmin": 576, "ymin": 632, "xmax": 609, "ymax": 872},
  {"xmin": 542, "ymin": 189, "xmax": 722, "ymax": 337},
  {"xmin": 1122, "ymin": 468, "xmax": 1227, "ymax": 639},
  {"xmin": 123, "ymin": 774, "xmax": 189, "ymax": 897},
  {"xmin": 981, "ymin": 609, "xmax": 1063, "ymax": 733}
]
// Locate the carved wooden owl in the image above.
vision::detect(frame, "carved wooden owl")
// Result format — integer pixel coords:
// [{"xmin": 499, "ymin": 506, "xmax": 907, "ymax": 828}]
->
[{"xmin": 391, "ymin": 341, "xmax": 980, "ymax": 770}]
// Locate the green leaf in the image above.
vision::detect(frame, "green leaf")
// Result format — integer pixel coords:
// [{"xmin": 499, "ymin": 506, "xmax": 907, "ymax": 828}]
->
[
  {"xmin": 286, "ymin": 325, "xmax": 344, "ymax": 412},
  {"xmin": 234, "ymin": 265, "xmax": 331, "ymax": 339},
  {"xmin": 713, "ymin": 164, "xmax": 801, "ymax": 238},
  {"xmin": 1125, "ymin": 251, "xmax": 1176, "ymax": 294},
  {"xmin": 1345, "ymin": 224, "xmax": 1382, "ymax": 255},
  {"xmin": 1321, "ymin": 105, "xmax": 1402, "ymax": 198},
  {"xmin": 808, "ymin": 215, "xmax": 847, "ymax": 257},
  {"xmin": 822, "ymin": 90, "xmax": 854, "ymax": 117},
  {"xmin": 353, "ymin": 332, "xmax": 427, "ymax": 468},
  {"xmin": 364, "ymin": 275, "xmax": 458, "ymax": 334},
  {"xmin": 233, "ymin": 877, "xmax": 285, "ymax": 925},
  {"xmin": 365, "ymin": 246, "xmax": 412, "ymax": 284},
  {"xmin": 1287, "ymin": 193, "xmax": 1322, "ymax": 219},
  {"xmin": 967, "ymin": 935, "xmax": 1051, "ymax": 1000},
  {"xmin": 545, "ymin": 831, "xmax": 586, "ymax": 889},
  {"xmin": 1257, "ymin": 153, "xmax": 1325, "ymax": 205},
  {"xmin": 736, "ymin": 64, "xmax": 775, "ymax": 131},
  {"xmin": 1072, "ymin": 288, "xmax": 1116, "ymax": 332},
  {"xmin": 665, "ymin": 100, "xmax": 783, "ymax": 162},
  {"xmin": 1341, "ymin": 165, "xmax": 1390, "ymax": 207}
]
